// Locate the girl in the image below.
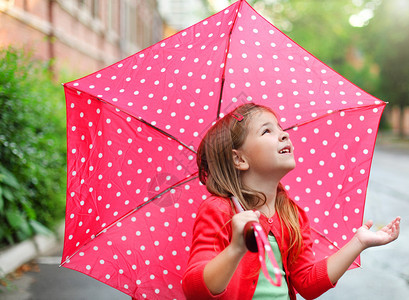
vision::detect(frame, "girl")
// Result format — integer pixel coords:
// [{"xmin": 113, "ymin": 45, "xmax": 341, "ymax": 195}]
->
[{"xmin": 182, "ymin": 103, "xmax": 400, "ymax": 300}]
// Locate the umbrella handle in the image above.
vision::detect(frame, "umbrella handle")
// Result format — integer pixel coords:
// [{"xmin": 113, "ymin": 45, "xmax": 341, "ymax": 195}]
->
[
  {"xmin": 233, "ymin": 197, "xmax": 282, "ymax": 286},
  {"xmin": 244, "ymin": 221, "xmax": 258, "ymax": 252},
  {"xmin": 244, "ymin": 221, "xmax": 282, "ymax": 287}
]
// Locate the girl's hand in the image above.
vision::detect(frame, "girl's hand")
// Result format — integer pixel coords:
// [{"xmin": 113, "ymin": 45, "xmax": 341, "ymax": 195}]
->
[
  {"xmin": 230, "ymin": 210, "xmax": 260, "ymax": 255},
  {"xmin": 355, "ymin": 216, "xmax": 401, "ymax": 250},
  {"xmin": 327, "ymin": 216, "xmax": 401, "ymax": 284},
  {"xmin": 202, "ymin": 210, "xmax": 261, "ymax": 295}
]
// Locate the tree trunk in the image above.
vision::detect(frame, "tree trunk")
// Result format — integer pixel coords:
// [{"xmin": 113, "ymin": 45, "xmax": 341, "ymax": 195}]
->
[{"xmin": 398, "ymin": 103, "xmax": 405, "ymax": 139}]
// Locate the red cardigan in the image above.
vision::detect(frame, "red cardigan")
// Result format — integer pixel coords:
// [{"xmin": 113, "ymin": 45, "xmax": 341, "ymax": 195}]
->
[{"xmin": 182, "ymin": 196, "xmax": 335, "ymax": 300}]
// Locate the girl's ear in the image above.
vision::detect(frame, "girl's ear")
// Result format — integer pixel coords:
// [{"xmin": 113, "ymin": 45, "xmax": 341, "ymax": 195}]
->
[{"xmin": 232, "ymin": 149, "xmax": 249, "ymax": 171}]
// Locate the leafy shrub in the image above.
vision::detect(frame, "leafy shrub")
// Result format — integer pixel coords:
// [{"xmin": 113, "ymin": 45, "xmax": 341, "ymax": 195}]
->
[{"xmin": 0, "ymin": 47, "xmax": 66, "ymax": 247}]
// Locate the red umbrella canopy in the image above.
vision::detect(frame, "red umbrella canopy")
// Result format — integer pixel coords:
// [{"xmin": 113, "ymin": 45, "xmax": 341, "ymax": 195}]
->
[{"xmin": 62, "ymin": 0, "xmax": 385, "ymax": 298}]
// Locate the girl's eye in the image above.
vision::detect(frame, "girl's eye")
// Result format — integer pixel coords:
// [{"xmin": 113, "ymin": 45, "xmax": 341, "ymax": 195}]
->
[{"xmin": 262, "ymin": 129, "xmax": 270, "ymax": 135}]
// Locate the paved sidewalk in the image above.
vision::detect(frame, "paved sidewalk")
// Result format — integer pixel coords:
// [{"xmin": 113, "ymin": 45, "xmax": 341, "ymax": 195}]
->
[
  {"xmin": 376, "ymin": 132, "xmax": 409, "ymax": 154},
  {"xmin": 0, "ymin": 223, "xmax": 64, "ymax": 278},
  {"xmin": 0, "ymin": 243, "xmax": 129, "ymax": 300}
]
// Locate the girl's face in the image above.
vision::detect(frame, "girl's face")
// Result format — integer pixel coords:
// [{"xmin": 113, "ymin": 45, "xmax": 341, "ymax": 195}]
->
[{"xmin": 236, "ymin": 110, "xmax": 296, "ymax": 180}]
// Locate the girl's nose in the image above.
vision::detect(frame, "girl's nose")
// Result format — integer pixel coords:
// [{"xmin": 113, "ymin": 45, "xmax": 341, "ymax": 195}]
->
[{"xmin": 280, "ymin": 130, "xmax": 290, "ymax": 141}]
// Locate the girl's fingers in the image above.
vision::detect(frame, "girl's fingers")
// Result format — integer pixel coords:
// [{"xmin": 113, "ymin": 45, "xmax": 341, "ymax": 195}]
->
[
  {"xmin": 364, "ymin": 220, "xmax": 373, "ymax": 230},
  {"xmin": 387, "ymin": 217, "xmax": 400, "ymax": 232},
  {"xmin": 392, "ymin": 218, "xmax": 400, "ymax": 238},
  {"xmin": 382, "ymin": 217, "xmax": 400, "ymax": 241},
  {"xmin": 232, "ymin": 211, "xmax": 260, "ymax": 230},
  {"xmin": 231, "ymin": 211, "xmax": 261, "ymax": 252}
]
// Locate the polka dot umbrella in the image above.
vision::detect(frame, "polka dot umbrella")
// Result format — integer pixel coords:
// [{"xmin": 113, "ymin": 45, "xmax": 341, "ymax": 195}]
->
[{"xmin": 61, "ymin": 0, "xmax": 386, "ymax": 299}]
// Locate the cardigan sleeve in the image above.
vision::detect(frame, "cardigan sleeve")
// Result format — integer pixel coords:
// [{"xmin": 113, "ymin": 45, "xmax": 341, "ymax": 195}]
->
[
  {"xmin": 287, "ymin": 208, "xmax": 336, "ymax": 299},
  {"xmin": 182, "ymin": 197, "xmax": 233, "ymax": 299}
]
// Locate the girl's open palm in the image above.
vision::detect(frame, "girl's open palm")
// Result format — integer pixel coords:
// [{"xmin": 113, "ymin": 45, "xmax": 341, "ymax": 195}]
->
[{"xmin": 356, "ymin": 217, "xmax": 401, "ymax": 249}]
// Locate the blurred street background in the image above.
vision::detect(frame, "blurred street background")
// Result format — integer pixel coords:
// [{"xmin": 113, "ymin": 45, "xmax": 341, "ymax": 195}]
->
[{"xmin": 1, "ymin": 0, "xmax": 408, "ymax": 299}]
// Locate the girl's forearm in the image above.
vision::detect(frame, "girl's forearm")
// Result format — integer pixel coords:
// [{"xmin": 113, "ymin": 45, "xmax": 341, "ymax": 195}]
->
[
  {"xmin": 203, "ymin": 245, "xmax": 246, "ymax": 295},
  {"xmin": 327, "ymin": 236, "xmax": 366, "ymax": 284}
]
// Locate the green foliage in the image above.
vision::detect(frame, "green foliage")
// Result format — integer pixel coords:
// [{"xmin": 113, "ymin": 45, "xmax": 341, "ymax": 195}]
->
[
  {"xmin": 0, "ymin": 47, "xmax": 66, "ymax": 247},
  {"xmin": 363, "ymin": 0, "xmax": 409, "ymax": 106}
]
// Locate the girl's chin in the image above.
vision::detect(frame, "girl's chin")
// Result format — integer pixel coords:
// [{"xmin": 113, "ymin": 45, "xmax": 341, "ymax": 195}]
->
[
  {"xmin": 283, "ymin": 162, "xmax": 296, "ymax": 173},
  {"xmin": 273, "ymin": 163, "xmax": 296, "ymax": 180}
]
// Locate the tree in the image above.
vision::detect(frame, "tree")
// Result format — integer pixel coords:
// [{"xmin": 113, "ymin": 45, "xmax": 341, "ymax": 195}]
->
[{"xmin": 364, "ymin": 0, "xmax": 409, "ymax": 137}]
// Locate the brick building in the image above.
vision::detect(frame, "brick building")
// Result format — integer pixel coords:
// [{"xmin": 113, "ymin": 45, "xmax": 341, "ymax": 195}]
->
[{"xmin": 0, "ymin": 0, "xmax": 164, "ymax": 78}]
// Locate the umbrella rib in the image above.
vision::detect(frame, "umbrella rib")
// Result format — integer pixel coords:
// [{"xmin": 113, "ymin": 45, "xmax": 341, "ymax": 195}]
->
[
  {"xmin": 283, "ymin": 102, "xmax": 386, "ymax": 131},
  {"xmin": 135, "ymin": 113, "xmax": 196, "ymax": 154},
  {"xmin": 129, "ymin": 172, "xmax": 199, "ymax": 213},
  {"xmin": 60, "ymin": 173, "xmax": 199, "ymax": 267},
  {"xmin": 216, "ymin": 0, "xmax": 245, "ymax": 120},
  {"xmin": 310, "ymin": 227, "xmax": 361, "ymax": 268},
  {"xmin": 63, "ymin": 85, "xmax": 196, "ymax": 154}
]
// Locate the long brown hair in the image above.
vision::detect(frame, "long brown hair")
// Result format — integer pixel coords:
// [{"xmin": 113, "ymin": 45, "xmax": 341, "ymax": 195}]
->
[{"xmin": 197, "ymin": 103, "xmax": 303, "ymax": 262}]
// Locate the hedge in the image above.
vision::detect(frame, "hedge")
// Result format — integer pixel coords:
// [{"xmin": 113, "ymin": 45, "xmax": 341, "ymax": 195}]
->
[{"xmin": 0, "ymin": 47, "xmax": 66, "ymax": 247}]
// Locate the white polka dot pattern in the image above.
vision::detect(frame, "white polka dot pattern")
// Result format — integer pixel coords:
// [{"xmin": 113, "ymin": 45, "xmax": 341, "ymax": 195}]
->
[
  {"xmin": 62, "ymin": 0, "xmax": 385, "ymax": 298},
  {"xmin": 282, "ymin": 107, "xmax": 383, "ymax": 267}
]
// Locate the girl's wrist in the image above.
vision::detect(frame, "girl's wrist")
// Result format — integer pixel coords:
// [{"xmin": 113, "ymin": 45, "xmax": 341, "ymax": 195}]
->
[
  {"xmin": 227, "ymin": 242, "xmax": 247, "ymax": 260},
  {"xmin": 351, "ymin": 234, "xmax": 368, "ymax": 252}
]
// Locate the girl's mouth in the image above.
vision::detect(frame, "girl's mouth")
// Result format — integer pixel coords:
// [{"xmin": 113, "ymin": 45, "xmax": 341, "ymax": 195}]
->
[{"xmin": 279, "ymin": 146, "xmax": 291, "ymax": 154}]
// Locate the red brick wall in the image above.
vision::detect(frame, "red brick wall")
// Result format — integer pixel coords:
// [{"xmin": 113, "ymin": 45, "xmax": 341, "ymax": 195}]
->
[
  {"xmin": 0, "ymin": 12, "xmax": 49, "ymax": 61},
  {"xmin": 0, "ymin": 0, "xmax": 163, "ymax": 79}
]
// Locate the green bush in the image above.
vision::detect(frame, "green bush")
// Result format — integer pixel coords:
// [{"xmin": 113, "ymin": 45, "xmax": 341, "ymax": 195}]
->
[{"xmin": 0, "ymin": 47, "xmax": 66, "ymax": 247}]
